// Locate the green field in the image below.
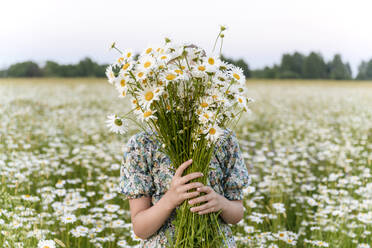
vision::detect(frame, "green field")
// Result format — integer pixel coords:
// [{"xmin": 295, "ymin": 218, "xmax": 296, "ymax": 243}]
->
[{"xmin": 1, "ymin": 78, "xmax": 371, "ymax": 248}]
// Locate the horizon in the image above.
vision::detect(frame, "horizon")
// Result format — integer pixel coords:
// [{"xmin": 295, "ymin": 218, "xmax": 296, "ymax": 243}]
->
[{"xmin": 2, "ymin": 0, "xmax": 372, "ymax": 77}]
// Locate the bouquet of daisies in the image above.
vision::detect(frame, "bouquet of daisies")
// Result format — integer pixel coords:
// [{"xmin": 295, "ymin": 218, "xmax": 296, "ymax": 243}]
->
[{"xmin": 106, "ymin": 26, "xmax": 251, "ymax": 248}]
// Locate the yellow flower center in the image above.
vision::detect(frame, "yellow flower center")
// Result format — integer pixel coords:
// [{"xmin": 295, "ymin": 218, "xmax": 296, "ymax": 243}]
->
[
  {"xmin": 161, "ymin": 55, "xmax": 167, "ymax": 60},
  {"xmin": 208, "ymin": 58, "xmax": 214, "ymax": 65},
  {"xmin": 25, "ymin": 194, "xmax": 30, "ymax": 198},
  {"xmin": 132, "ymin": 99, "xmax": 137, "ymax": 104},
  {"xmin": 203, "ymin": 113, "xmax": 209, "ymax": 119},
  {"xmin": 145, "ymin": 91, "xmax": 154, "ymax": 101},
  {"xmin": 122, "ymin": 91, "xmax": 126, "ymax": 96},
  {"xmin": 166, "ymin": 74, "xmax": 176, "ymax": 80},
  {"xmin": 166, "ymin": 105, "xmax": 171, "ymax": 110},
  {"xmin": 144, "ymin": 111, "xmax": 152, "ymax": 118},
  {"xmin": 175, "ymin": 69, "xmax": 183, "ymax": 75},
  {"xmin": 122, "ymin": 63, "xmax": 130, "ymax": 70},
  {"xmin": 42, "ymin": 246, "xmax": 50, "ymax": 248},
  {"xmin": 198, "ymin": 66, "xmax": 205, "ymax": 71},
  {"xmin": 209, "ymin": 128, "xmax": 216, "ymax": 135},
  {"xmin": 117, "ymin": 57, "xmax": 124, "ymax": 63},
  {"xmin": 120, "ymin": 79, "xmax": 125, "ymax": 87},
  {"xmin": 158, "ymin": 81, "xmax": 164, "ymax": 86},
  {"xmin": 138, "ymin": 72, "xmax": 144, "ymax": 78},
  {"xmin": 201, "ymin": 102, "xmax": 208, "ymax": 108},
  {"xmin": 126, "ymin": 52, "xmax": 132, "ymax": 58},
  {"xmin": 146, "ymin": 48, "xmax": 152, "ymax": 54},
  {"xmin": 212, "ymin": 95, "xmax": 218, "ymax": 100},
  {"xmin": 233, "ymin": 73, "xmax": 240, "ymax": 80},
  {"xmin": 144, "ymin": 61, "xmax": 151, "ymax": 68},
  {"xmin": 238, "ymin": 98, "xmax": 243, "ymax": 103}
]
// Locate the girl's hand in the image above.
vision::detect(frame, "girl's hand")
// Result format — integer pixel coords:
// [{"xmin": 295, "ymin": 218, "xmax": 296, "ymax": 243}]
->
[
  {"xmin": 188, "ymin": 186, "xmax": 228, "ymax": 215},
  {"xmin": 165, "ymin": 159, "xmax": 204, "ymax": 209}
]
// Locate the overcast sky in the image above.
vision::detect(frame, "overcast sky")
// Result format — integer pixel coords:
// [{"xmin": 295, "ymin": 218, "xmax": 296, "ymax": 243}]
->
[{"xmin": 1, "ymin": 0, "xmax": 372, "ymax": 75}]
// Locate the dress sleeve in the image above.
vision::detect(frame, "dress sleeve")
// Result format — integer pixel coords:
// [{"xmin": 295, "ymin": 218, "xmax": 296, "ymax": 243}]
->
[
  {"xmin": 119, "ymin": 133, "xmax": 155, "ymax": 200},
  {"xmin": 222, "ymin": 130, "xmax": 252, "ymax": 201}
]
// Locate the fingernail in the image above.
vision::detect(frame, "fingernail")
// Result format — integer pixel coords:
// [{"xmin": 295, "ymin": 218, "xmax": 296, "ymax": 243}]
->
[
  {"xmin": 189, "ymin": 159, "xmax": 193, "ymax": 162},
  {"xmin": 200, "ymin": 173, "xmax": 203, "ymax": 176},
  {"xmin": 197, "ymin": 187, "xmax": 200, "ymax": 191}
]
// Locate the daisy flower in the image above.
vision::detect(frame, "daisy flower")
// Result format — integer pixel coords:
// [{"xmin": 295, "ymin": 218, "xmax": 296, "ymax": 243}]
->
[
  {"xmin": 105, "ymin": 65, "xmax": 116, "ymax": 84},
  {"xmin": 117, "ymin": 240, "xmax": 128, "ymax": 248},
  {"xmin": 138, "ymin": 85, "xmax": 161, "ymax": 109},
  {"xmin": 37, "ymin": 240, "xmax": 56, "ymax": 248},
  {"xmin": 205, "ymin": 54, "xmax": 222, "ymax": 73},
  {"xmin": 163, "ymin": 71, "xmax": 178, "ymax": 83},
  {"xmin": 204, "ymin": 124, "xmax": 223, "ymax": 143},
  {"xmin": 198, "ymin": 110, "xmax": 215, "ymax": 125},
  {"xmin": 139, "ymin": 55, "xmax": 156, "ymax": 72},
  {"xmin": 61, "ymin": 214, "xmax": 77, "ymax": 224},
  {"xmin": 105, "ymin": 114, "xmax": 128, "ymax": 134},
  {"xmin": 230, "ymin": 66, "xmax": 246, "ymax": 85},
  {"xmin": 114, "ymin": 75, "xmax": 129, "ymax": 98},
  {"xmin": 138, "ymin": 109, "xmax": 157, "ymax": 122},
  {"xmin": 134, "ymin": 69, "xmax": 147, "ymax": 82},
  {"xmin": 236, "ymin": 95, "xmax": 248, "ymax": 110},
  {"xmin": 122, "ymin": 49, "xmax": 134, "ymax": 60}
]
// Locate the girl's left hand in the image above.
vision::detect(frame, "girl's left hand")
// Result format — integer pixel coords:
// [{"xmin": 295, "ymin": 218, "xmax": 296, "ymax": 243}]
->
[{"xmin": 188, "ymin": 185, "xmax": 227, "ymax": 215}]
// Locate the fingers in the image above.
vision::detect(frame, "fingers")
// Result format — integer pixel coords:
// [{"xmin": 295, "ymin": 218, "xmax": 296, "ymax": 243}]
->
[
  {"xmin": 190, "ymin": 202, "xmax": 213, "ymax": 213},
  {"xmin": 197, "ymin": 207, "xmax": 216, "ymax": 215},
  {"xmin": 196, "ymin": 186, "xmax": 212, "ymax": 194},
  {"xmin": 178, "ymin": 182, "xmax": 204, "ymax": 193},
  {"xmin": 188, "ymin": 193, "xmax": 211, "ymax": 205},
  {"xmin": 179, "ymin": 172, "xmax": 203, "ymax": 185},
  {"xmin": 182, "ymin": 191, "xmax": 200, "ymax": 200},
  {"xmin": 175, "ymin": 159, "xmax": 193, "ymax": 177}
]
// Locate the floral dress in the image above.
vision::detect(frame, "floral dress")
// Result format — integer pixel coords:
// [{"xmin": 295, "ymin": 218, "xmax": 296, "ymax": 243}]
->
[{"xmin": 119, "ymin": 128, "xmax": 251, "ymax": 248}]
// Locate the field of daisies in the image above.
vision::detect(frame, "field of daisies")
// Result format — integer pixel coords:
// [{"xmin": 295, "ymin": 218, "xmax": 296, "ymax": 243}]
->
[{"xmin": 0, "ymin": 78, "xmax": 371, "ymax": 248}]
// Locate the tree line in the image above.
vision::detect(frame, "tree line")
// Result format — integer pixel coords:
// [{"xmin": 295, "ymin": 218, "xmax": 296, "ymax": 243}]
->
[
  {"xmin": 0, "ymin": 58, "xmax": 107, "ymax": 78},
  {"xmin": 1, "ymin": 52, "xmax": 372, "ymax": 80}
]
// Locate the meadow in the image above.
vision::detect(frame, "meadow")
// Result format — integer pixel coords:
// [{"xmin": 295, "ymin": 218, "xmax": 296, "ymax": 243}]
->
[{"xmin": 0, "ymin": 78, "xmax": 371, "ymax": 248}]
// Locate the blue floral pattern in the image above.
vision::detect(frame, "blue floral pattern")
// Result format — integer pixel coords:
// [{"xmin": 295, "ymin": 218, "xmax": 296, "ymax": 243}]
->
[{"xmin": 119, "ymin": 128, "xmax": 251, "ymax": 248}]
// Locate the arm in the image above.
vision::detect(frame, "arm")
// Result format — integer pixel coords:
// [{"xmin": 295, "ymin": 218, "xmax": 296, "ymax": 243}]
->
[
  {"xmin": 188, "ymin": 186, "xmax": 244, "ymax": 225},
  {"xmin": 129, "ymin": 159, "xmax": 204, "ymax": 239}
]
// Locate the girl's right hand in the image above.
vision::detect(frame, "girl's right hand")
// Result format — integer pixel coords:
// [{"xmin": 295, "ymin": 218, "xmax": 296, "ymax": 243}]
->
[{"xmin": 165, "ymin": 159, "xmax": 204, "ymax": 209}]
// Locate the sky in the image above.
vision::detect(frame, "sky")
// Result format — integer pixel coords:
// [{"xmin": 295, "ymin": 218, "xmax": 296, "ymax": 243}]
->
[{"xmin": 1, "ymin": 0, "xmax": 372, "ymax": 75}]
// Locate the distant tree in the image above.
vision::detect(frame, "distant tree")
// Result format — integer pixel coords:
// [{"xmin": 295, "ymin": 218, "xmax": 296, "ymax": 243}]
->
[
  {"xmin": 0, "ymin": 70, "xmax": 7, "ymax": 77},
  {"xmin": 252, "ymin": 65, "xmax": 279, "ymax": 79},
  {"xmin": 7, "ymin": 61, "xmax": 43, "ymax": 77},
  {"xmin": 302, "ymin": 52, "xmax": 328, "ymax": 79},
  {"xmin": 221, "ymin": 55, "xmax": 251, "ymax": 78},
  {"xmin": 76, "ymin": 57, "xmax": 96, "ymax": 77},
  {"xmin": 43, "ymin": 61, "xmax": 61, "ymax": 77},
  {"xmin": 356, "ymin": 60, "xmax": 372, "ymax": 80},
  {"xmin": 94, "ymin": 64, "xmax": 108, "ymax": 77},
  {"xmin": 328, "ymin": 54, "xmax": 352, "ymax": 80},
  {"xmin": 279, "ymin": 52, "xmax": 305, "ymax": 78}
]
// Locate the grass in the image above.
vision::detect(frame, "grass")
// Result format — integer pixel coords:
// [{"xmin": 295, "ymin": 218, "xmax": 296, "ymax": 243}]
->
[{"xmin": 0, "ymin": 78, "xmax": 371, "ymax": 248}]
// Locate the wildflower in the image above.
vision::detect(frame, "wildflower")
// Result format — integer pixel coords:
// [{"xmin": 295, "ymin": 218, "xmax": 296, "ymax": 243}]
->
[
  {"xmin": 106, "ymin": 114, "xmax": 128, "ymax": 134},
  {"xmin": 37, "ymin": 240, "xmax": 56, "ymax": 248}
]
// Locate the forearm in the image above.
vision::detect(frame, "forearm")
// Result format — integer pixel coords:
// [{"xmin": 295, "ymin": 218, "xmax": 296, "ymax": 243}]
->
[
  {"xmin": 219, "ymin": 197, "xmax": 244, "ymax": 225},
  {"xmin": 132, "ymin": 192, "xmax": 175, "ymax": 239}
]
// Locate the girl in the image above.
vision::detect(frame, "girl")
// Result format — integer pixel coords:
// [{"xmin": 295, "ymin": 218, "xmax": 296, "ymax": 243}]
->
[{"xmin": 119, "ymin": 127, "xmax": 251, "ymax": 247}]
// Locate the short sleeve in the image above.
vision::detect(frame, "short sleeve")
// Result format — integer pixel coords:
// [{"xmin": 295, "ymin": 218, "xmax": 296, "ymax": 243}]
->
[
  {"xmin": 119, "ymin": 133, "xmax": 155, "ymax": 200},
  {"xmin": 222, "ymin": 130, "xmax": 251, "ymax": 201}
]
